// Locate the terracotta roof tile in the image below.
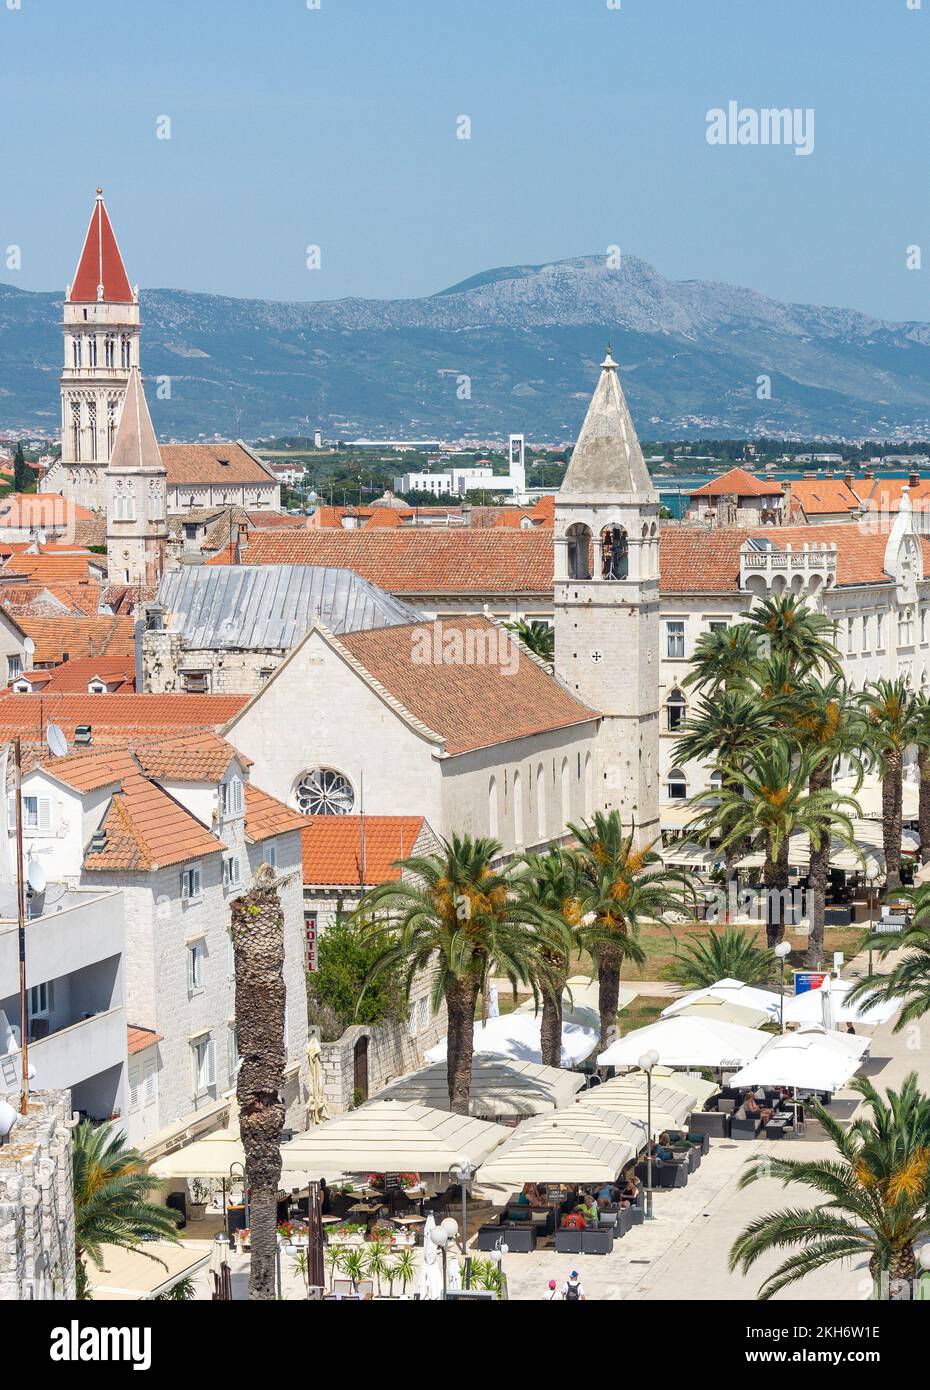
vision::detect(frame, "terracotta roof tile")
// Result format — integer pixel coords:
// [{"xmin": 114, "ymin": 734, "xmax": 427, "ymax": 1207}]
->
[
  {"xmin": 15, "ymin": 614, "xmax": 136, "ymax": 665},
  {"xmin": 2, "ymin": 553, "xmax": 105, "ymax": 584},
  {"xmin": 787, "ymin": 478, "xmax": 861, "ymax": 517},
  {"xmin": 82, "ymin": 760, "xmax": 225, "ymax": 872},
  {"xmin": 245, "ymin": 783, "xmax": 313, "ymax": 843},
  {"xmin": 302, "ymin": 815, "xmax": 425, "ymax": 886},
  {"xmin": 336, "ymin": 616, "xmax": 597, "ymax": 755},
  {"xmin": 0, "ymin": 692, "xmax": 248, "ymax": 750},
  {"xmin": 211, "ymin": 528, "xmax": 555, "ymax": 594},
  {"xmin": 688, "ymin": 467, "xmax": 784, "ymax": 498},
  {"xmin": 160, "ymin": 442, "xmax": 273, "ymax": 486},
  {"xmin": 127, "ymin": 1026, "xmax": 162, "ymax": 1055},
  {"xmin": 136, "ymin": 730, "xmax": 248, "ymax": 782},
  {"xmin": 659, "ymin": 529, "xmax": 754, "ymax": 592},
  {"xmin": 757, "ymin": 522, "xmax": 914, "ymax": 586},
  {"xmin": 68, "ymin": 194, "xmax": 134, "ymax": 304},
  {"xmin": 24, "ymin": 655, "xmax": 136, "ymax": 693}
]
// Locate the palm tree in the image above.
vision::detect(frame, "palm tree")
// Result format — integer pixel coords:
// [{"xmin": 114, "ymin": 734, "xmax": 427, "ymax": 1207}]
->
[
  {"xmin": 859, "ymin": 679, "xmax": 917, "ymax": 890},
  {"xmin": 569, "ymin": 811, "xmax": 689, "ymax": 1048},
  {"xmin": 846, "ymin": 887, "xmax": 930, "ymax": 1030},
  {"xmin": 504, "ymin": 618, "xmax": 554, "ymax": 665},
  {"xmin": 663, "ymin": 926, "xmax": 773, "ymax": 988},
  {"xmin": 729, "ymin": 1073, "xmax": 930, "ymax": 1300},
  {"xmin": 692, "ymin": 739, "xmax": 858, "ymax": 947},
  {"xmin": 788, "ymin": 675, "xmax": 866, "ymax": 967},
  {"xmin": 358, "ymin": 834, "xmax": 556, "ymax": 1113},
  {"xmin": 684, "ymin": 622, "xmax": 761, "ymax": 694},
  {"xmin": 72, "ymin": 1120, "xmax": 180, "ymax": 1299},
  {"xmin": 230, "ymin": 865, "xmax": 287, "ymax": 1301},
  {"xmin": 912, "ymin": 691, "xmax": 930, "ymax": 863},
  {"xmin": 517, "ymin": 849, "xmax": 582, "ymax": 1067},
  {"xmin": 741, "ymin": 591, "xmax": 842, "ymax": 678},
  {"xmin": 673, "ymin": 689, "xmax": 782, "ymax": 773}
]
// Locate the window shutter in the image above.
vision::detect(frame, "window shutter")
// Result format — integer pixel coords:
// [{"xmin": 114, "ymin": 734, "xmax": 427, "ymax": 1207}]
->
[
  {"xmin": 143, "ymin": 1060, "xmax": 157, "ymax": 1104},
  {"xmin": 181, "ymin": 869, "xmax": 190, "ymax": 901},
  {"xmin": 205, "ymin": 1039, "xmax": 216, "ymax": 1088},
  {"xmin": 128, "ymin": 1066, "xmax": 141, "ymax": 1112},
  {"xmin": 192, "ymin": 865, "xmax": 201, "ymax": 897},
  {"xmin": 37, "ymin": 798, "xmax": 52, "ymax": 832},
  {"xmin": 6, "ymin": 795, "xmax": 13, "ymax": 832}
]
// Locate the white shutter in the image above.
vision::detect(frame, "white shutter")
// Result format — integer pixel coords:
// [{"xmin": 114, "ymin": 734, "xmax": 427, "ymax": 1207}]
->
[
  {"xmin": 6, "ymin": 795, "xmax": 13, "ymax": 832},
  {"xmin": 180, "ymin": 869, "xmax": 190, "ymax": 901},
  {"xmin": 205, "ymin": 1039, "xmax": 216, "ymax": 1088},
  {"xmin": 192, "ymin": 865, "xmax": 202, "ymax": 897},
  {"xmin": 128, "ymin": 1065, "xmax": 141, "ymax": 1112},
  {"xmin": 37, "ymin": 798, "xmax": 52, "ymax": 832},
  {"xmin": 143, "ymin": 1060, "xmax": 157, "ymax": 1105}
]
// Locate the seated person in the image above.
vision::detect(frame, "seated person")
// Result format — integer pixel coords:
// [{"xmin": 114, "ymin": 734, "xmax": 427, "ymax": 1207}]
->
[
  {"xmin": 560, "ymin": 1208, "xmax": 587, "ymax": 1231},
  {"xmin": 576, "ymin": 1194, "xmax": 599, "ymax": 1225},
  {"xmin": 521, "ymin": 1182, "xmax": 542, "ymax": 1205},
  {"xmin": 742, "ymin": 1091, "xmax": 773, "ymax": 1126},
  {"xmin": 618, "ymin": 1172, "xmax": 641, "ymax": 1209},
  {"xmin": 595, "ymin": 1181, "xmax": 616, "ymax": 1209},
  {"xmin": 653, "ymin": 1133, "xmax": 675, "ymax": 1163}
]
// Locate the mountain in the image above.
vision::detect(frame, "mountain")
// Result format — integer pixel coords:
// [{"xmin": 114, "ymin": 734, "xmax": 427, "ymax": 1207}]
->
[{"xmin": 3, "ymin": 254, "xmax": 930, "ymax": 441}]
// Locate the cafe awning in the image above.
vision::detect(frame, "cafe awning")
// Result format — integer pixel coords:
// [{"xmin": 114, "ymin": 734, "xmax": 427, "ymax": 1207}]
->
[
  {"xmin": 576, "ymin": 1076, "xmax": 693, "ymax": 1132},
  {"xmin": 727, "ymin": 1026, "xmax": 869, "ymax": 1092},
  {"xmin": 597, "ymin": 1015, "xmax": 769, "ymax": 1070},
  {"xmin": 476, "ymin": 1123, "xmax": 634, "ymax": 1186},
  {"xmin": 376, "ymin": 1057, "xmax": 585, "ymax": 1119},
  {"xmin": 84, "ymin": 1240, "xmax": 212, "ymax": 1301},
  {"xmin": 281, "ymin": 1101, "xmax": 509, "ymax": 1177}
]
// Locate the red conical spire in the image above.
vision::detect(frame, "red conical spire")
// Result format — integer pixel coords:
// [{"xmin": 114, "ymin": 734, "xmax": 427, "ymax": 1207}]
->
[{"xmin": 68, "ymin": 189, "xmax": 134, "ymax": 304}]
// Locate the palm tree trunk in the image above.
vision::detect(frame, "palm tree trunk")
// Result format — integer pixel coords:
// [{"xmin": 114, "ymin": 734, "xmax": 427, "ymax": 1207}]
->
[
  {"xmin": 540, "ymin": 982, "xmax": 564, "ymax": 1068},
  {"xmin": 919, "ymin": 746, "xmax": 930, "ymax": 865},
  {"xmin": 883, "ymin": 747, "xmax": 903, "ymax": 891},
  {"xmin": 231, "ymin": 869, "xmax": 287, "ymax": 1302},
  {"xmin": 764, "ymin": 840, "xmax": 791, "ymax": 949},
  {"xmin": 597, "ymin": 944, "xmax": 621, "ymax": 1051},
  {"xmin": 806, "ymin": 766, "xmax": 831, "ymax": 969},
  {"xmin": 871, "ymin": 1244, "xmax": 917, "ymax": 1300},
  {"xmin": 445, "ymin": 976, "xmax": 478, "ymax": 1115}
]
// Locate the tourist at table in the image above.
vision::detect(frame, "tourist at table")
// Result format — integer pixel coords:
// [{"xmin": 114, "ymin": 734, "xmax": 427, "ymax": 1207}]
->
[
  {"xmin": 618, "ymin": 1172, "xmax": 641, "ymax": 1209},
  {"xmin": 576, "ymin": 1193, "xmax": 599, "ymax": 1225},
  {"xmin": 560, "ymin": 1208, "xmax": 587, "ymax": 1231},
  {"xmin": 654, "ymin": 1133, "xmax": 675, "ymax": 1163},
  {"xmin": 743, "ymin": 1091, "xmax": 774, "ymax": 1125}
]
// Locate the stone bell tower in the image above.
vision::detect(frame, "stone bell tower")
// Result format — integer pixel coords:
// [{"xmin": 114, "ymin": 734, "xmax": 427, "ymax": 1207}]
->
[
  {"xmin": 553, "ymin": 352, "xmax": 660, "ymax": 844},
  {"xmin": 105, "ymin": 366, "xmax": 167, "ymax": 587}
]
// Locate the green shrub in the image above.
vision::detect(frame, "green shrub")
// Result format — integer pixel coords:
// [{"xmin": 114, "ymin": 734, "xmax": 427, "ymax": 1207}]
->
[{"xmin": 306, "ymin": 911, "xmax": 408, "ymax": 1040}]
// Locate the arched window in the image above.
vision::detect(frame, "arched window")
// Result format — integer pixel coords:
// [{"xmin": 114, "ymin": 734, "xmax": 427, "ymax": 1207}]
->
[
  {"xmin": 488, "ymin": 775, "xmax": 499, "ymax": 838},
  {"xmin": 72, "ymin": 336, "xmax": 82, "ymax": 369},
  {"xmin": 513, "ymin": 770, "xmax": 523, "ymax": 846},
  {"xmin": 535, "ymin": 762, "xmax": 546, "ymax": 840},
  {"xmin": 566, "ymin": 523, "xmax": 592, "ymax": 580},
  {"xmin": 601, "ymin": 526, "xmax": 628, "ymax": 580},
  {"xmin": 666, "ymin": 687, "xmax": 686, "ymax": 732},
  {"xmin": 87, "ymin": 335, "xmax": 97, "ymax": 368},
  {"xmin": 120, "ymin": 334, "xmax": 132, "ymax": 369},
  {"xmin": 666, "ymin": 768, "xmax": 688, "ymax": 801},
  {"xmin": 87, "ymin": 399, "xmax": 97, "ymax": 462},
  {"xmin": 104, "ymin": 334, "xmax": 115, "ymax": 368},
  {"xmin": 294, "ymin": 768, "xmax": 354, "ymax": 815},
  {"xmin": 70, "ymin": 399, "xmax": 82, "ymax": 460}
]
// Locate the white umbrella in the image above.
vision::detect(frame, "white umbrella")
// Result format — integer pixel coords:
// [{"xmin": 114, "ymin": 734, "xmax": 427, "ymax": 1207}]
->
[
  {"xmin": 727, "ymin": 1027, "xmax": 869, "ymax": 1093},
  {"xmin": 477, "ymin": 1124, "xmax": 635, "ymax": 1185},
  {"xmin": 377, "ymin": 1058, "xmax": 585, "ymax": 1119},
  {"xmin": 487, "ymin": 984, "xmax": 500, "ymax": 1018},
  {"xmin": 576, "ymin": 1076, "xmax": 692, "ymax": 1134},
  {"xmin": 417, "ymin": 1214, "xmax": 443, "ymax": 1301},
  {"xmin": 281, "ymin": 1102, "xmax": 508, "ymax": 1178},
  {"xmin": 662, "ymin": 978, "xmax": 781, "ymax": 1022},
  {"xmin": 426, "ymin": 1009, "xmax": 597, "ymax": 1069},
  {"xmin": 783, "ymin": 981, "xmax": 901, "ymax": 1029},
  {"xmin": 306, "ymin": 1035, "xmax": 330, "ymax": 1126},
  {"xmin": 597, "ymin": 1015, "xmax": 769, "ymax": 1070}
]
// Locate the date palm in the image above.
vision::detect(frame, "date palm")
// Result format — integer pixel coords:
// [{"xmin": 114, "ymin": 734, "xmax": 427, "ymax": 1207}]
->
[
  {"xmin": 741, "ymin": 591, "xmax": 842, "ymax": 678},
  {"xmin": 691, "ymin": 738, "xmax": 858, "ymax": 947},
  {"xmin": 504, "ymin": 618, "xmax": 554, "ymax": 665},
  {"xmin": 569, "ymin": 811, "xmax": 690, "ymax": 1048},
  {"xmin": 912, "ymin": 691, "xmax": 930, "ymax": 863},
  {"xmin": 72, "ymin": 1120, "xmax": 180, "ymax": 1299},
  {"xmin": 357, "ymin": 834, "xmax": 556, "ymax": 1114},
  {"xmin": 230, "ymin": 865, "xmax": 287, "ymax": 1301},
  {"xmin": 663, "ymin": 926, "xmax": 773, "ymax": 988},
  {"xmin": 673, "ymin": 689, "xmax": 782, "ymax": 774},
  {"xmin": 858, "ymin": 679, "xmax": 918, "ymax": 890},
  {"xmin": 730, "ymin": 1073, "xmax": 930, "ymax": 1300},
  {"xmin": 684, "ymin": 622, "xmax": 761, "ymax": 694},
  {"xmin": 846, "ymin": 885, "xmax": 930, "ymax": 1030},
  {"xmin": 516, "ymin": 849, "xmax": 583, "ymax": 1067}
]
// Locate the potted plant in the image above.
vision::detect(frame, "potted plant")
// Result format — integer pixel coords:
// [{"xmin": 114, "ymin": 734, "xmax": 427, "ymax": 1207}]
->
[
  {"xmin": 392, "ymin": 1246, "xmax": 416, "ymax": 1297},
  {"xmin": 187, "ymin": 1178, "xmax": 210, "ymax": 1222},
  {"xmin": 341, "ymin": 1246, "xmax": 368, "ymax": 1293},
  {"xmin": 364, "ymin": 1240, "xmax": 391, "ymax": 1297},
  {"xmin": 331, "ymin": 1221, "xmax": 365, "ymax": 1246}
]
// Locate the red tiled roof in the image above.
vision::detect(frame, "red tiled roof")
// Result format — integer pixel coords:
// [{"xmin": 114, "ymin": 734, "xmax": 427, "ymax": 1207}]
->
[
  {"xmin": 26, "ymin": 655, "xmax": 136, "ymax": 693},
  {"xmin": 760, "ymin": 523, "xmax": 925, "ymax": 586},
  {"xmin": 128, "ymin": 1026, "xmax": 162, "ymax": 1055},
  {"xmin": 688, "ymin": 467, "xmax": 783, "ymax": 499},
  {"xmin": 211, "ymin": 528, "xmax": 555, "ymax": 594},
  {"xmin": 302, "ymin": 815, "xmax": 425, "ymax": 886},
  {"xmin": 15, "ymin": 614, "xmax": 136, "ymax": 665},
  {"xmin": 0, "ymin": 493, "xmax": 96, "ymax": 528},
  {"xmin": 336, "ymin": 616, "xmax": 597, "ymax": 755},
  {"xmin": 160, "ymin": 443, "xmax": 274, "ymax": 486},
  {"xmin": 0, "ymin": 693, "xmax": 248, "ymax": 748},
  {"xmin": 2, "ymin": 553, "xmax": 104, "ymax": 584},
  {"xmin": 136, "ymin": 730, "xmax": 248, "ymax": 783},
  {"xmin": 68, "ymin": 193, "xmax": 134, "ymax": 304},
  {"xmin": 787, "ymin": 478, "xmax": 861, "ymax": 517},
  {"xmin": 659, "ymin": 529, "xmax": 754, "ymax": 592},
  {"xmin": 853, "ymin": 477, "xmax": 930, "ymax": 513},
  {"xmin": 245, "ymin": 783, "xmax": 313, "ymax": 843}
]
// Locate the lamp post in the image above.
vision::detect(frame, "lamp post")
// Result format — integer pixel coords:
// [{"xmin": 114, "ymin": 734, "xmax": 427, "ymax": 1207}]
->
[
  {"xmin": 774, "ymin": 940, "xmax": 792, "ymax": 1033},
  {"xmin": 430, "ymin": 1217, "xmax": 457, "ymax": 1299},
  {"xmin": 639, "ymin": 1049, "xmax": 660, "ymax": 1220},
  {"xmin": 449, "ymin": 1156, "xmax": 475, "ymax": 1273},
  {"xmin": 865, "ymin": 859, "xmax": 881, "ymax": 978}
]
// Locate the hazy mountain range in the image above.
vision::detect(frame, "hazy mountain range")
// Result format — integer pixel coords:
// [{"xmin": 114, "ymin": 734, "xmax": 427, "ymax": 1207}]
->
[{"xmin": 3, "ymin": 254, "xmax": 930, "ymax": 441}]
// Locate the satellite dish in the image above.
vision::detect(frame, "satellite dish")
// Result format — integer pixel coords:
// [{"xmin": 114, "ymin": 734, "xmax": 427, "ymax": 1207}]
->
[
  {"xmin": 23, "ymin": 637, "xmax": 35, "ymax": 657},
  {"xmin": 37, "ymin": 529, "xmax": 47, "ymax": 546},
  {"xmin": 26, "ymin": 859, "xmax": 46, "ymax": 895},
  {"xmin": 46, "ymin": 723, "xmax": 67, "ymax": 758}
]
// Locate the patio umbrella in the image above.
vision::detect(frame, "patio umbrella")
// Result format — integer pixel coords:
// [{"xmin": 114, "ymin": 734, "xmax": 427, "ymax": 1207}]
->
[
  {"xmin": 476, "ymin": 1123, "xmax": 635, "ymax": 1186},
  {"xmin": 727, "ymin": 1027, "xmax": 869, "ymax": 1093},
  {"xmin": 661, "ymin": 978, "xmax": 781, "ymax": 1022},
  {"xmin": 425, "ymin": 1008, "xmax": 598, "ymax": 1068},
  {"xmin": 650, "ymin": 1066, "xmax": 718, "ymax": 1107},
  {"xmin": 418, "ymin": 1214, "xmax": 443, "ymax": 1301},
  {"xmin": 597, "ymin": 1015, "xmax": 769, "ymax": 1070},
  {"xmin": 306, "ymin": 1035, "xmax": 330, "ymax": 1126},
  {"xmin": 307, "ymin": 1179, "xmax": 325, "ymax": 1297},
  {"xmin": 783, "ymin": 980, "xmax": 902, "ymax": 1029},
  {"xmin": 576, "ymin": 1076, "xmax": 692, "ymax": 1133},
  {"xmin": 516, "ymin": 1105, "xmax": 648, "ymax": 1152},
  {"xmin": 676, "ymin": 996, "xmax": 771, "ymax": 1029},
  {"xmin": 488, "ymin": 984, "xmax": 500, "ymax": 1018},
  {"xmin": 281, "ymin": 1102, "xmax": 509, "ymax": 1179},
  {"xmin": 377, "ymin": 1057, "xmax": 585, "ymax": 1120}
]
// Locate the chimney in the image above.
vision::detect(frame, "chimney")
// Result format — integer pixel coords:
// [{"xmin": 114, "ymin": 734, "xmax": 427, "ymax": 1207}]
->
[
  {"xmin": 233, "ymin": 521, "xmax": 249, "ymax": 564},
  {"xmin": 74, "ymin": 725, "xmax": 92, "ymax": 745},
  {"xmin": 843, "ymin": 470, "xmax": 853, "ymax": 486},
  {"xmin": 910, "ymin": 471, "xmax": 921, "ymax": 489},
  {"xmin": 461, "ymin": 503, "xmax": 472, "ymax": 527},
  {"xmin": 864, "ymin": 468, "xmax": 875, "ymax": 481}
]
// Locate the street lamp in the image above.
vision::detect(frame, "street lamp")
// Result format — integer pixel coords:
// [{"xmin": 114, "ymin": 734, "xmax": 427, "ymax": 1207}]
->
[
  {"xmin": 638, "ymin": 1049, "xmax": 660, "ymax": 1220},
  {"xmin": 774, "ymin": 940, "xmax": 792, "ymax": 1033},
  {"xmin": 865, "ymin": 859, "xmax": 881, "ymax": 977},
  {"xmin": 449, "ymin": 1155, "xmax": 475, "ymax": 1267},
  {"xmin": 430, "ymin": 1218, "xmax": 457, "ymax": 1299}
]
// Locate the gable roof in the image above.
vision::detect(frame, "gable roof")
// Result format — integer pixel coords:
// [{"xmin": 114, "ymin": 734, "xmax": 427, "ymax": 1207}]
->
[
  {"xmin": 302, "ymin": 814, "xmax": 426, "ymax": 887},
  {"xmin": 15, "ymin": 614, "xmax": 136, "ymax": 665},
  {"xmin": 128, "ymin": 1026, "xmax": 162, "ymax": 1056},
  {"xmin": 109, "ymin": 367, "xmax": 162, "ymax": 473},
  {"xmin": 209, "ymin": 528, "xmax": 555, "ymax": 594},
  {"xmin": 0, "ymin": 692, "xmax": 248, "ymax": 752},
  {"xmin": 68, "ymin": 191, "xmax": 134, "ymax": 304},
  {"xmin": 23, "ymin": 655, "xmax": 136, "ymax": 693},
  {"xmin": 1, "ymin": 553, "xmax": 105, "ymax": 584},
  {"xmin": 135, "ymin": 730, "xmax": 247, "ymax": 783},
  {"xmin": 244, "ymin": 783, "xmax": 312, "ymax": 843},
  {"xmin": 335, "ymin": 616, "xmax": 598, "ymax": 755},
  {"xmin": 688, "ymin": 467, "xmax": 783, "ymax": 499},
  {"xmin": 787, "ymin": 477, "xmax": 861, "ymax": 518},
  {"xmin": 852, "ymin": 477, "xmax": 930, "ymax": 513},
  {"xmin": 159, "ymin": 442, "xmax": 274, "ymax": 487},
  {"xmin": 659, "ymin": 529, "xmax": 755, "ymax": 593}
]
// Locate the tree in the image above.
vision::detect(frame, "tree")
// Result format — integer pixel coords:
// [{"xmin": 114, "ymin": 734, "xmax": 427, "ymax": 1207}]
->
[
  {"xmin": 504, "ymin": 618, "xmax": 554, "ymax": 665},
  {"xmin": 569, "ymin": 811, "xmax": 689, "ymax": 1048},
  {"xmin": 729, "ymin": 1074, "xmax": 930, "ymax": 1300},
  {"xmin": 741, "ymin": 592, "xmax": 842, "ymax": 679},
  {"xmin": 230, "ymin": 865, "xmax": 287, "ymax": 1300},
  {"xmin": 357, "ymin": 835, "xmax": 555, "ymax": 1114},
  {"xmin": 846, "ymin": 887, "xmax": 930, "ymax": 1031},
  {"xmin": 72, "ymin": 1120, "xmax": 179, "ymax": 1299},
  {"xmin": 13, "ymin": 442, "xmax": 29, "ymax": 494},
  {"xmin": 516, "ymin": 850, "xmax": 583, "ymax": 1066},
  {"xmin": 912, "ymin": 691, "xmax": 930, "ymax": 864},
  {"xmin": 663, "ymin": 926, "xmax": 773, "ymax": 988},
  {"xmin": 306, "ymin": 908, "xmax": 408, "ymax": 1041},
  {"xmin": 683, "ymin": 622, "xmax": 761, "ymax": 695},
  {"xmin": 691, "ymin": 739, "xmax": 857, "ymax": 948},
  {"xmin": 858, "ymin": 679, "xmax": 917, "ymax": 891}
]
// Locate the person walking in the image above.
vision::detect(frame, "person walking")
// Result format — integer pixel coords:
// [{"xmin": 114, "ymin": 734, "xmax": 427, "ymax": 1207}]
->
[{"xmin": 562, "ymin": 1271, "xmax": 586, "ymax": 1301}]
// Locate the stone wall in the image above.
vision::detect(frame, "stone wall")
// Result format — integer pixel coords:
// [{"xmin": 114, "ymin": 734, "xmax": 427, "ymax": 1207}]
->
[
  {"xmin": 0, "ymin": 1089, "xmax": 76, "ymax": 1301},
  {"xmin": 317, "ymin": 999, "xmax": 447, "ymax": 1115}
]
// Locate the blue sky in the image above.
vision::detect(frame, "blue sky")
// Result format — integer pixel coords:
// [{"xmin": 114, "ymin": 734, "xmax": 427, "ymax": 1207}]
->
[{"xmin": 2, "ymin": 0, "xmax": 929, "ymax": 319}]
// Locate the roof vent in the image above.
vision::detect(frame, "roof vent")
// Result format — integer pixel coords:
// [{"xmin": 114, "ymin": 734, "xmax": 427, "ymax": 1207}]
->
[
  {"xmin": 74, "ymin": 725, "xmax": 92, "ymax": 745},
  {"xmin": 89, "ymin": 827, "xmax": 107, "ymax": 854}
]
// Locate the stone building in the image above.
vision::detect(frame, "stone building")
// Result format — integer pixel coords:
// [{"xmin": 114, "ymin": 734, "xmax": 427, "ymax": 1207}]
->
[
  {"xmin": 105, "ymin": 367, "xmax": 168, "ymax": 587},
  {"xmin": 0, "ymin": 1089, "xmax": 76, "ymax": 1301}
]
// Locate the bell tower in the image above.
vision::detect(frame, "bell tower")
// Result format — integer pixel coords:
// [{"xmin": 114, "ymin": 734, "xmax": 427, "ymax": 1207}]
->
[
  {"xmin": 105, "ymin": 366, "xmax": 167, "ymax": 587},
  {"xmin": 54, "ymin": 189, "xmax": 140, "ymax": 511},
  {"xmin": 553, "ymin": 352, "xmax": 661, "ymax": 844}
]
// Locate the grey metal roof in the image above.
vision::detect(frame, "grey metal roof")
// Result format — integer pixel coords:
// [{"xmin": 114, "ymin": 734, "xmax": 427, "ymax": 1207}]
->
[{"xmin": 156, "ymin": 564, "xmax": 423, "ymax": 650}]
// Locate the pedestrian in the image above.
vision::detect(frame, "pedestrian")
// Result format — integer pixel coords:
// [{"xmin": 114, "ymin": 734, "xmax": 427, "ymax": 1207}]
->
[
  {"xmin": 545, "ymin": 1278, "xmax": 559, "ymax": 1301},
  {"xmin": 562, "ymin": 1270, "xmax": 585, "ymax": 1301}
]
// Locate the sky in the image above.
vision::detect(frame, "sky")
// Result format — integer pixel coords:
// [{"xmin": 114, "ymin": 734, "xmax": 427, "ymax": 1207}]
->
[{"xmin": 2, "ymin": 0, "xmax": 929, "ymax": 320}]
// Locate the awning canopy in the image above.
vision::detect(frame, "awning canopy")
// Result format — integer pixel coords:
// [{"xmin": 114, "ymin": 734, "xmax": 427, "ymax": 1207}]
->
[
  {"xmin": 517, "ymin": 1104, "xmax": 649, "ymax": 1152},
  {"xmin": 727, "ymin": 1026, "xmax": 869, "ymax": 1092},
  {"xmin": 834, "ymin": 776, "xmax": 919, "ymax": 823},
  {"xmin": 376, "ymin": 1057, "xmax": 585, "ymax": 1119},
  {"xmin": 476, "ymin": 1123, "xmax": 635, "ymax": 1186},
  {"xmin": 783, "ymin": 979, "xmax": 902, "ymax": 1029},
  {"xmin": 576, "ymin": 1075, "xmax": 693, "ymax": 1132},
  {"xmin": 84, "ymin": 1240, "xmax": 212, "ymax": 1301},
  {"xmin": 151, "ymin": 1122, "xmax": 244, "ymax": 1181},
  {"xmin": 676, "ymin": 997, "xmax": 772, "ymax": 1029},
  {"xmin": 597, "ymin": 1015, "xmax": 769, "ymax": 1070},
  {"xmin": 425, "ymin": 1006, "xmax": 597, "ymax": 1069},
  {"xmin": 281, "ymin": 1101, "xmax": 509, "ymax": 1177},
  {"xmin": 650, "ymin": 1066, "xmax": 719, "ymax": 1107},
  {"xmin": 662, "ymin": 978, "xmax": 781, "ymax": 1023},
  {"xmin": 659, "ymin": 840, "xmax": 722, "ymax": 869}
]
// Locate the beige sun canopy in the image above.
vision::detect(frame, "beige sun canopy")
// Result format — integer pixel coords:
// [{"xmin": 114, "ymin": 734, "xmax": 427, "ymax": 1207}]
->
[
  {"xmin": 476, "ymin": 1124, "xmax": 635, "ymax": 1186},
  {"xmin": 676, "ymin": 997, "xmax": 772, "ymax": 1030},
  {"xmin": 281, "ymin": 1101, "xmax": 509, "ymax": 1178},
  {"xmin": 375, "ymin": 1057, "xmax": 585, "ymax": 1120},
  {"xmin": 84, "ymin": 1240, "xmax": 212, "ymax": 1301},
  {"xmin": 650, "ymin": 1066, "xmax": 718, "ymax": 1108},
  {"xmin": 576, "ymin": 1076, "xmax": 693, "ymax": 1132},
  {"xmin": 516, "ymin": 1104, "xmax": 649, "ymax": 1152}
]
